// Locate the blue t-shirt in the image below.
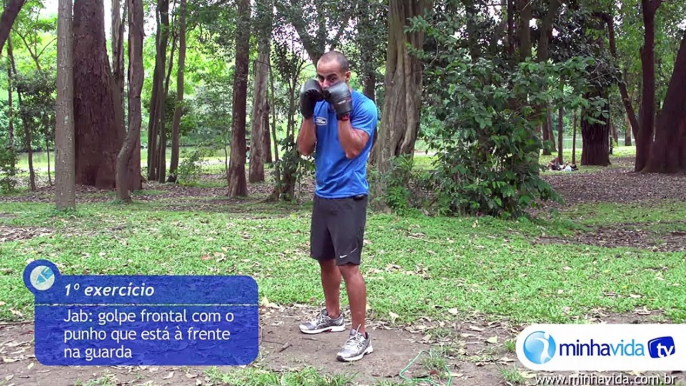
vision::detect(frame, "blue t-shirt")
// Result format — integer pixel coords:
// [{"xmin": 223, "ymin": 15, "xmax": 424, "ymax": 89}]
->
[{"xmin": 312, "ymin": 89, "xmax": 378, "ymax": 199}]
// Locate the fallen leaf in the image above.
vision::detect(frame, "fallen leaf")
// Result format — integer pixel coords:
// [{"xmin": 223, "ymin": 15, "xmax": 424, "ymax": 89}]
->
[
  {"xmin": 389, "ymin": 311, "xmax": 399, "ymax": 322},
  {"xmin": 201, "ymin": 255, "xmax": 212, "ymax": 260},
  {"xmin": 486, "ymin": 336, "xmax": 498, "ymax": 344},
  {"xmin": 469, "ymin": 325, "xmax": 484, "ymax": 332},
  {"xmin": 629, "ymin": 294, "xmax": 641, "ymax": 299},
  {"xmin": 164, "ymin": 371, "xmax": 174, "ymax": 379},
  {"xmin": 260, "ymin": 297, "xmax": 278, "ymax": 309},
  {"xmin": 519, "ymin": 371, "xmax": 537, "ymax": 379},
  {"xmin": 499, "ymin": 356, "xmax": 515, "ymax": 363},
  {"xmin": 448, "ymin": 308, "xmax": 458, "ymax": 315}
]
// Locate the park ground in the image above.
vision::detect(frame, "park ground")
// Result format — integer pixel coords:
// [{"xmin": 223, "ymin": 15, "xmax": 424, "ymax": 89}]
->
[{"xmin": 1, "ymin": 147, "xmax": 686, "ymax": 386}]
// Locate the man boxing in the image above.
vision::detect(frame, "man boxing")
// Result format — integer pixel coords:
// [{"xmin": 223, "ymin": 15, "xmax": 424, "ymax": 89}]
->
[{"xmin": 296, "ymin": 50, "xmax": 378, "ymax": 362}]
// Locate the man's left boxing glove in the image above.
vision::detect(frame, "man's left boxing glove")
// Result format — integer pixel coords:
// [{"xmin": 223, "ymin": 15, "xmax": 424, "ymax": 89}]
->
[{"xmin": 324, "ymin": 81, "xmax": 352, "ymax": 120}]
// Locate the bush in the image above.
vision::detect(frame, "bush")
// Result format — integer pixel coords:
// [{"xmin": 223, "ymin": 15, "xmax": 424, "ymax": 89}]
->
[
  {"xmin": 0, "ymin": 144, "xmax": 18, "ymax": 194},
  {"xmin": 176, "ymin": 148, "xmax": 215, "ymax": 185}
]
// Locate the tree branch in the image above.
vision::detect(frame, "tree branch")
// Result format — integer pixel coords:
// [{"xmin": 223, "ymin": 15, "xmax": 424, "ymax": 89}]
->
[{"xmin": 0, "ymin": 0, "xmax": 25, "ymax": 53}]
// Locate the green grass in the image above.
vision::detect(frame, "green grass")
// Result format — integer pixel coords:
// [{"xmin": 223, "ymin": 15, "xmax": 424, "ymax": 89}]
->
[
  {"xmin": 561, "ymin": 201, "xmax": 686, "ymax": 226},
  {"xmin": 205, "ymin": 366, "xmax": 357, "ymax": 386},
  {"xmin": 500, "ymin": 366, "xmax": 525, "ymax": 385},
  {"xmin": 0, "ymin": 198, "xmax": 684, "ymax": 325}
]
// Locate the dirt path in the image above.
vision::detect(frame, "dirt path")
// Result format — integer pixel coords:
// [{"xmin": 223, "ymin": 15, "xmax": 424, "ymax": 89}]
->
[
  {"xmin": 0, "ymin": 305, "xmax": 514, "ymax": 386},
  {"xmin": 2, "ymin": 305, "xmax": 682, "ymax": 386}
]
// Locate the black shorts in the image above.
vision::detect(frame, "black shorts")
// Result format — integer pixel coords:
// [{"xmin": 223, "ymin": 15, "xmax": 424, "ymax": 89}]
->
[{"xmin": 310, "ymin": 194, "xmax": 368, "ymax": 266}]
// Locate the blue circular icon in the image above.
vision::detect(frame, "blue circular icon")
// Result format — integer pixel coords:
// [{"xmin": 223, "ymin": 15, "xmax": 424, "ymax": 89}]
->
[
  {"xmin": 523, "ymin": 331, "xmax": 556, "ymax": 365},
  {"xmin": 30, "ymin": 266, "xmax": 55, "ymax": 291},
  {"xmin": 23, "ymin": 260, "xmax": 61, "ymax": 294}
]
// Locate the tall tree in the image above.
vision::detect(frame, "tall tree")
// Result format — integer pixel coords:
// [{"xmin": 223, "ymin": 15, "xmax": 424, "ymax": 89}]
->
[
  {"xmin": 73, "ymin": 0, "xmax": 123, "ymax": 189},
  {"xmin": 111, "ymin": 0, "xmax": 126, "ymax": 136},
  {"xmin": 635, "ymin": 0, "xmax": 662, "ymax": 171},
  {"xmin": 249, "ymin": 0, "xmax": 272, "ymax": 183},
  {"xmin": 155, "ymin": 0, "xmax": 170, "ymax": 183},
  {"xmin": 55, "ymin": 0, "xmax": 75, "ymax": 209},
  {"xmin": 370, "ymin": 0, "xmax": 430, "ymax": 173},
  {"xmin": 643, "ymin": 31, "xmax": 686, "ymax": 173},
  {"xmin": 116, "ymin": 0, "xmax": 144, "ymax": 201},
  {"xmin": 274, "ymin": 0, "xmax": 355, "ymax": 66},
  {"xmin": 146, "ymin": 0, "xmax": 170, "ymax": 181},
  {"xmin": 227, "ymin": 0, "xmax": 250, "ymax": 197},
  {"xmin": 169, "ymin": 0, "xmax": 186, "ymax": 181}
]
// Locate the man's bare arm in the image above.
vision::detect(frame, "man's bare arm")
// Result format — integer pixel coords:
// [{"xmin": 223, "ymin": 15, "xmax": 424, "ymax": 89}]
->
[
  {"xmin": 338, "ymin": 119, "xmax": 369, "ymax": 159},
  {"xmin": 297, "ymin": 118, "xmax": 317, "ymax": 156}
]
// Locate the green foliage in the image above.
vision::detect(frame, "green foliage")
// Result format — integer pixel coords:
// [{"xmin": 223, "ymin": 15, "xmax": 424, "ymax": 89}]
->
[
  {"xmin": 176, "ymin": 147, "xmax": 215, "ymax": 186},
  {"xmin": 0, "ymin": 143, "xmax": 18, "ymax": 193},
  {"xmin": 14, "ymin": 70, "xmax": 56, "ymax": 150},
  {"xmin": 369, "ymin": 155, "xmax": 426, "ymax": 216},
  {"xmin": 270, "ymin": 134, "xmax": 313, "ymax": 201},
  {"xmin": 407, "ymin": 10, "xmax": 597, "ymax": 218}
]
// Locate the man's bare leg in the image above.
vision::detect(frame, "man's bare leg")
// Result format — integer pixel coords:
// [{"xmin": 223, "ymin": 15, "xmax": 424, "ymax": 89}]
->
[
  {"xmin": 320, "ymin": 259, "xmax": 341, "ymax": 318},
  {"xmin": 338, "ymin": 264, "xmax": 366, "ymax": 334}
]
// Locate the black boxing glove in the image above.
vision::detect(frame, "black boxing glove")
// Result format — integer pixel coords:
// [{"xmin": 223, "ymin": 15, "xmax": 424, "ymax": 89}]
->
[
  {"xmin": 299, "ymin": 79, "xmax": 324, "ymax": 119},
  {"xmin": 323, "ymin": 81, "xmax": 352, "ymax": 120}
]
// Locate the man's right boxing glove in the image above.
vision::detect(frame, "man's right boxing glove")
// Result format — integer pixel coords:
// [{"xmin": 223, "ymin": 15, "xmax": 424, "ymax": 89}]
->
[{"xmin": 299, "ymin": 79, "xmax": 324, "ymax": 119}]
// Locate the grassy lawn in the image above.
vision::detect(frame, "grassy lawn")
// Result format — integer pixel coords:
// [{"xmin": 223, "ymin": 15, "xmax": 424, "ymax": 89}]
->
[
  {"xmin": 4, "ymin": 143, "xmax": 684, "ymax": 386},
  {"xmin": 1, "ymin": 191, "xmax": 683, "ymax": 326}
]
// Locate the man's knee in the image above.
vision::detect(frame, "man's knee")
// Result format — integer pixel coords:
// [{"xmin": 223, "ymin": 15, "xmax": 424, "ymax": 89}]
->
[
  {"xmin": 338, "ymin": 263, "xmax": 360, "ymax": 280},
  {"xmin": 319, "ymin": 258, "xmax": 338, "ymax": 271}
]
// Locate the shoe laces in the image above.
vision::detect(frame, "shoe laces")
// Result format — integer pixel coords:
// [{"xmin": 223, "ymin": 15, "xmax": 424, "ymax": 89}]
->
[
  {"xmin": 315, "ymin": 309, "xmax": 331, "ymax": 325},
  {"xmin": 344, "ymin": 326, "xmax": 366, "ymax": 350}
]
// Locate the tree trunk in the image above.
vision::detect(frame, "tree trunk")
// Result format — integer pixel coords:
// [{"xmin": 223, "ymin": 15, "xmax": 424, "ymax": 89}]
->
[
  {"xmin": 269, "ymin": 66, "xmax": 279, "ymax": 162},
  {"xmin": 506, "ymin": 0, "xmax": 515, "ymax": 57},
  {"xmin": 73, "ymin": 0, "xmax": 122, "ymax": 189},
  {"xmin": 516, "ymin": 0, "xmax": 531, "ymax": 62},
  {"xmin": 357, "ymin": 0, "xmax": 377, "ymax": 101},
  {"xmin": 6, "ymin": 46, "xmax": 13, "ymax": 151},
  {"xmin": 581, "ymin": 100, "xmax": 611, "ymax": 166},
  {"xmin": 146, "ymin": 13, "xmax": 162, "ymax": 180},
  {"xmin": 572, "ymin": 109, "xmax": 577, "ymax": 165},
  {"xmin": 557, "ymin": 106, "xmax": 564, "ymax": 164},
  {"xmin": 155, "ymin": 0, "xmax": 170, "ymax": 183},
  {"xmin": 542, "ymin": 105, "xmax": 554, "ymax": 155},
  {"xmin": 111, "ymin": 0, "xmax": 125, "ymax": 129},
  {"xmin": 625, "ymin": 115, "xmax": 632, "ymax": 146},
  {"xmin": 168, "ymin": 0, "xmax": 186, "ymax": 182},
  {"xmin": 263, "ymin": 101, "xmax": 272, "ymax": 163},
  {"xmin": 596, "ymin": 10, "xmax": 641, "ymax": 140},
  {"xmin": 642, "ymin": 31, "xmax": 686, "ymax": 173},
  {"xmin": 56, "ymin": 0, "xmax": 75, "ymax": 209},
  {"xmin": 635, "ymin": 0, "xmax": 662, "ymax": 171},
  {"xmin": 249, "ymin": 36, "xmax": 270, "ymax": 183},
  {"xmin": 116, "ymin": 0, "xmax": 143, "ymax": 202},
  {"xmin": 45, "ymin": 134, "xmax": 51, "ymax": 185},
  {"xmin": 0, "ymin": 0, "xmax": 25, "ymax": 53},
  {"xmin": 227, "ymin": 0, "xmax": 250, "ymax": 197},
  {"xmin": 370, "ymin": 0, "xmax": 429, "ymax": 176}
]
